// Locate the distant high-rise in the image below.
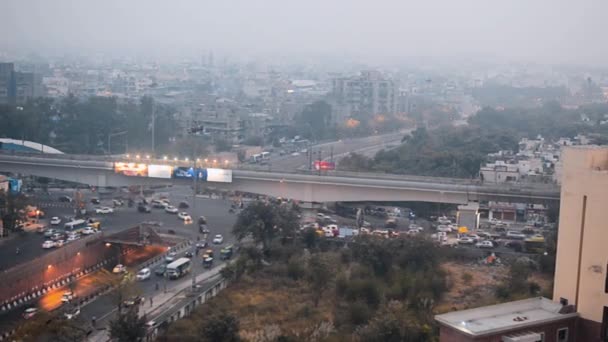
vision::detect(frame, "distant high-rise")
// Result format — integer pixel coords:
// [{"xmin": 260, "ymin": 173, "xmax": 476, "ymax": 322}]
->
[
  {"xmin": 0, "ymin": 63, "xmax": 43, "ymax": 104},
  {"xmin": 331, "ymin": 70, "xmax": 398, "ymax": 124},
  {"xmin": 0, "ymin": 62, "xmax": 16, "ymax": 105}
]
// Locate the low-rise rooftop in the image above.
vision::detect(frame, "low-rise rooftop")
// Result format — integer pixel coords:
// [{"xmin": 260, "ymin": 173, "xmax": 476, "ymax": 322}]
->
[{"xmin": 435, "ymin": 297, "xmax": 577, "ymax": 337}]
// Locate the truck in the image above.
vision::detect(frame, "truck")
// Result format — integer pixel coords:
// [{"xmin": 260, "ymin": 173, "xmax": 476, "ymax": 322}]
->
[{"xmin": 166, "ymin": 258, "xmax": 191, "ymax": 280}]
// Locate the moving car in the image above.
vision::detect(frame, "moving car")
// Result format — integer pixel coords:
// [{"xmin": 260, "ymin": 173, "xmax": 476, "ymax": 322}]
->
[
  {"xmin": 54, "ymin": 240, "xmax": 65, "ymax": 247},
  {"xmin": 177, "ymin": 212, "xmax": 192, "ymax": 221},
  {"xmin": 50, "ymin": 217, "xmax": 61, "ymax": 226},
  {"xmin": 436, "ymin": 225, "xmax": 452, "ymax": 233},
  {"xmin": 23, "ymin": 307, "xmax": 38, "ymax": 319},
  {"xmin": 198, "ymin": 216, "xmax": 207, "ymax": 225},
  {"xmin": 44, "ymin": 228, "xmax": 57, "ymax": 237},
  {"xmin": 112, "ymin": 264, "xmax": 127, "ymax": 274},
  {"xmin": 178, "ymin": 201, "xmax": 189, "ymax": 209},
  {"xmin": 61, "ymin": 291, "xmax": 75, "ymax": 303},
  {"xmin": 220, "ymin": 246, "xmax": 234, "ymax": 260},
  {"xmin": 66, "ymin": 234, "xmax": 80, "ymax": 242},
  {"xmin": 506, "ymin": 231, "xmax": 527, "ymax": 240},
  {"xmin": 457, "ymin": 237, "xmax": 475, "ymax": 245},
  {"xmin": 113, "ymin": 199, "xmax": 124, "ymax": 207},
  {"xmin": 58, "ymin": 196, "xmax": 73, "ymax": 203},
  {"xmin": 136, "ymin": 268, "xmax": 151, "ymax": 281},
  {"xmin": 95, "ymin": 207, "xmax": 114, "ymax": 214},
  {"xmin": 154, "ymin": 264, "xmax": 166, "ymax": 276},
  {"xmin": 213, "ymin": 234, "xmax": 224, "ymax": 244},
  {"xmin": 195, "ymin": 241, "xmax": 208, "ymax": 249},
  {"xmin": 165, "ymin": 206, "xmax": 178, "ymax": 214},
  {"xmin": 123, "ymin": 296, "xmax": 144, "ymax": 307},
  {"xmin": 64, "ymin": 307, "xmax": 80, "ymax": 320},
  {"xmin": 82, "ymin": 227, "xmax": 97, "ymax": 235},
  {"xmin": 90, "ymin": 198, "xmax": 101, "ymax": 204},
  {"xmin": 42, "ymin": 240, "xmax": 55, "ymax": 249},
  {"xmin": 165, "ymin": 252, "xmax": 177, "ymax": 263},
  {"xmin": 476, "ymin": 240, "xmax": 494, "ymax": 249},
  {"xmin": 138, "ymin": 204, "xmax": 151, "ymax": 213}
]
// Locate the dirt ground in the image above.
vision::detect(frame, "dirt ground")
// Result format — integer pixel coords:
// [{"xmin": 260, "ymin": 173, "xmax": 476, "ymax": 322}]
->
[{"xmin": 437, "ymin": 261, "xmax": 509, "ymax": 313}]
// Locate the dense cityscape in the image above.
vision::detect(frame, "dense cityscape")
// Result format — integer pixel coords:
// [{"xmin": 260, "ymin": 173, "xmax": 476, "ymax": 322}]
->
[{"xmin": 1, "ymin": 1, "xmax": 608, "ymax": 341}]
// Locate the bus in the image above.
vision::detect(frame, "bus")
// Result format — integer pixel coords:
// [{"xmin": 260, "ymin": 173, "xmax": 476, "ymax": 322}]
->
[
  {"xmin": 261, "ymin": 151, "xmax": 271, "ymax": 160},
  {"xmin": 524, "ymin": 236, "xmax": 546, "ymax": 254},
  {"xmin": 166, "ymin": 258, "xmax": 191, "ymax": 280},
  {"xmin": 64, "ymin": 219, "xmax": 87, "ymax": 232}
]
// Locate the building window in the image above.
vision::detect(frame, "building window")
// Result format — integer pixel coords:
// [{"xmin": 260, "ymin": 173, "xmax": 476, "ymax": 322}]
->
[{"xmin": 557, "ymin": 327, "xmax": 568, "ymax": 342}]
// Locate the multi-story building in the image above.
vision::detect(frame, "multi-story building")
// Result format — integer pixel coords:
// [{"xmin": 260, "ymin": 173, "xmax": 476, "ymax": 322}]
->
[
  {"xmin": 331, "ymin": 70, "xmax": 398, "ymax": 124},
  {"xmin": 553, "ymin": 145, "xmax": 608, "ymax": 341},
  {"xmin": 0, "ymin": 62, "xmax": 15, "ymax": 104},
  {"xmin": 14, "ymin": 71, "xmax": 43, "ymax": 103}
]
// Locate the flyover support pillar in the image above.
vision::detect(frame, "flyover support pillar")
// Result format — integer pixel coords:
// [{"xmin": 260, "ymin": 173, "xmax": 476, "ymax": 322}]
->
[{"xmin": 456, "ymin": 202, "xmax": 480, "ymax": 232}]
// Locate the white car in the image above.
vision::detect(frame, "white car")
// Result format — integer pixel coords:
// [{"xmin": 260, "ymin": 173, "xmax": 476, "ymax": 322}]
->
[
  {"xmin": 177, "ymin": 212, "xmax": 192, "ymax": 221},
  {"xmin": 457, "ymin": 237, "xmax": 475, "ymax": 245},
  {"xmin": 112, "ymin": 264, "xmax": 127, "ymax": 274},
  {"xmin": 42, "ymin": 240, "xmax": 55, "ymax": 249},
  {"xmin": 165, "ymin": 206, "xmax": 178, "ymax": 214},
  {"xmin": 66, "ymin": 234, "xmax": 80, "ymax": 242},
  {"xmin": 64, "ymin": 307, "xmax": 80, "ymax": 320},
  {"xmin": 291, "ymin": 152, "xmax": 300, "ymax": 156},
  {"xmin": 476, "ymin": 240, "xmax": 494, "ymax": 249},
  {"xmin": 436, "ymin": 225, "xmax": 452, "ymax": 233},
  {"xmin": 82, "ymin": 227, "xmax": 96, "ymax": 235},
  {"xmin": 213, "ymin": 234, "xmax": 224, "ymax": 244},
  {"xmin": 506, "ymin": 231, "xmax": 526, "ymax": 240},
  {"xmin": 437, "ymin": 216, "xmax": 452, "ymax": 225},
  {"xmin": 95, "ymin": 207, "xmax": 114, "ymax": 214},
  {"xmin": 136, "ymin": 268, "xmax": 151, "ymax": 281},
  {"xmin": 61, "ymin": 291, "xmax": 75, "ymax": 303},
  {"xmin": 50, "ymin": 217, "xmax": 61, "ymax": 226}
]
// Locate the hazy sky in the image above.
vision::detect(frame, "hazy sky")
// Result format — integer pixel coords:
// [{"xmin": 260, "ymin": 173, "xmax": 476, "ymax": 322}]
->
[{"xmin": 2, "ymin": 0, "xmax": 608, "ymax": 66}]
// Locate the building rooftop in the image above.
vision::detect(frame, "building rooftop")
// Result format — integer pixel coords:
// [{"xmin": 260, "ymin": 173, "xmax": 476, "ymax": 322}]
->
[{"xmin": 435, "ymin": 297, "xmax": 577, "ymax": 337}]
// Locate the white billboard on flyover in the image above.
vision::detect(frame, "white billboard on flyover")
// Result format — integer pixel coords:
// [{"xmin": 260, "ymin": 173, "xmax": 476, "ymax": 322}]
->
[
  {"xmin": 206, "ymin": 168, "xmax": 232, "ymax": 183},
  {"xmin": 148, "ymin": 164, "xmax": 173, "ymax": 179}
]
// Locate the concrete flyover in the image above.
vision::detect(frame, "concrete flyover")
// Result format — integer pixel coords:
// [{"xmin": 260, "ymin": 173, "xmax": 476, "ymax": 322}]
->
[{"xmin": 0, "ymin": 152, "xmax": 560, "ymax": 204}]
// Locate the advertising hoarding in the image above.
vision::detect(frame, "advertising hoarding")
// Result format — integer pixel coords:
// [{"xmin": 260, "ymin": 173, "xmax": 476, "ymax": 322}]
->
[
  {"xmin": 313, "ymin": 160, "xmax": 336, "ymax": 171},
  {"xmin": 172, "ymin": 167, "xmax": 207, "ymax": 180},
  {"xmin": 114, "ymin": 162, "xmax": 148, "ymax": 177},
  {"xmin": 148, "ymin": 164, "xmax": 173, "ymax": 179},
  {"xmin": 206, "ymin": 168, "xmax": 232, "ymax": 183},
  {"xmin": 8, "ymin": 178, "xmax": 22, "ymax": 194}
]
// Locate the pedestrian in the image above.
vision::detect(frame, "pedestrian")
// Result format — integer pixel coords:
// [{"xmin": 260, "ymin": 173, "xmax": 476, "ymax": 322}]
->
[
  {"xmin": 155, "ymin": 282, "xmax": 159, "ymax": 291},
  {"xmin": 150, "ymin": 297, "xmax": 153, "ymax": 307},
  {"xmin": 91, "ymin": 316, "xmax": 97, "ymax": 328}
]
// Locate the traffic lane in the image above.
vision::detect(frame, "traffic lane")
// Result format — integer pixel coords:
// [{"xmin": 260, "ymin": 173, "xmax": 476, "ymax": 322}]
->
[
  {"xmin": 37, "ymin": 270, "xmax": 117, "ymax": 311},
  {"xmin": 79, "ymin": 244, "xmax": 232, "ymax": 327}
]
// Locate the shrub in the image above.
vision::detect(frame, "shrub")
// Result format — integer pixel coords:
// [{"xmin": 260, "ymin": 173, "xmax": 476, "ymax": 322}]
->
[
  {"xmin": 461, "ymin": 272, "xmax": 473, "ymax": 285},
  {"xmin": 348, "ymin": 301, "xmax": 373, "ymax": 326}
]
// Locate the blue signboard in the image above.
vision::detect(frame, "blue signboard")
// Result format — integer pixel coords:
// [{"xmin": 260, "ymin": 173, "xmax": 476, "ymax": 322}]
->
[
  {"xmin": 172, "ymin": 167, "xmax": 207, "ymax": 180},
  {"xmin": 8, "ymin": 178, "xmax": 22, "ymax": 194}
]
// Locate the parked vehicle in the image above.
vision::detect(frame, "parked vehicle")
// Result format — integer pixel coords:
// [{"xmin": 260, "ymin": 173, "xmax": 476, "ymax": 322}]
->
[
  {"xmin": 123, "ymin": 296, "xmax": 144, "ymax": 307},
  {"xmin": 58, "ymin": 196, "xmax": 72, "ymax": 203},
  {"xmin": 82, "ymin": 227, "xmax": 97, "ymax": 235},
  {"xmin": 437, "ymin": 225, "xmax": 452, "ymax": 233}
]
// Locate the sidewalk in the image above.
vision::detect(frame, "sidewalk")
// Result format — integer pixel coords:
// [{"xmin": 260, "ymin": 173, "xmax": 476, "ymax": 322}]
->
[{"xmin": 87, "ymin": 265, "xmax": 224, "ymax": 342}]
